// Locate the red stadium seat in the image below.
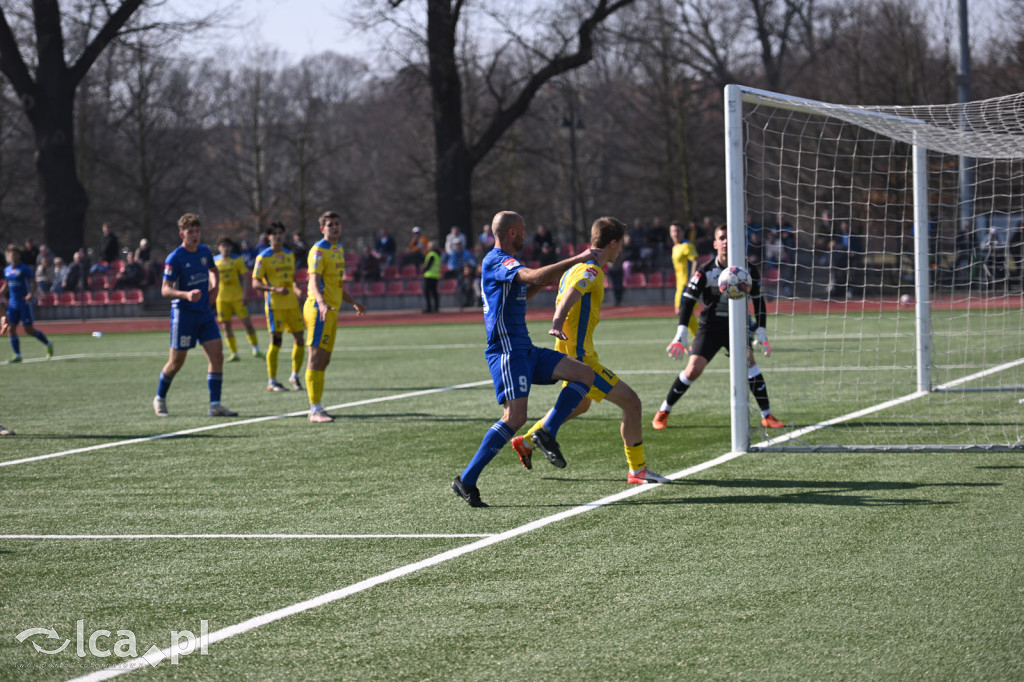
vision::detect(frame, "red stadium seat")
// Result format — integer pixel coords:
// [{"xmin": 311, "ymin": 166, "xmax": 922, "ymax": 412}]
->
[
  {"xmin": 400, "ymin": 264, "xmax": 418, "ymax": 279},
  {"xmin": 387, "ymin": 281, "xmax": 404, "ymax": 295},
  {"xmin": 346, "ymin": 282, "xmax": 364, "ymax": 296},
  {"xmin": 665, "ymin": 272, "xmax": 677, "ymax": 289},
  {"xmin": 625, "ymin": 273, "xmax": 646, "ymax": 288},
  {"xmin": 39, "ymin": 292, "xmax": 58, "ymax": 306},
  {"xmin": 108, "ymin": 260, "xmax": 125, "ymax": 275},
  {"xmin": 58, "ymin": 292, "xmax": 81, "ymax": 306},
  {"xmin": 345, "ymin": 251, "xmax": 359, "ymax": 267},
  {"xmin": 382, "ymin": 265, "xmax": 399, "ymax": 280},
  {"xmin": 646, "ymin": 272, "xmax": 664, "ymax": 288},
  {"xmin": 108, "ymin": 290, "xmax": 127, "ymax": 304},
  {"xmin": 403, "ymin": 280, "xmax": 423, "ymax": 295},
  {"xmin": 368, "ymin": 282, "xmax": 386, "ymax": 296},
  {"xmin": 88, "ymin": 275, "xmax": 107, "ymax": 291},
  {"xmin": 85, "ymin": 291, "xmax": 109, "ymax": 305},
  {"xmin": 294, "ymin": 269, "xmax": 309, "ymax": 284},
  {"xmin": 439, "ymin": 279, "xmax": 457, "ymax": 294},
  {"xmin": 124, "ymin": 289, "xmax": 144, "ymax": 304}
]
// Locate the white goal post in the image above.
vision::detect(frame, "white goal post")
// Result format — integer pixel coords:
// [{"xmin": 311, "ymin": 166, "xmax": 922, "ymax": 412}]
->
[{"xmin": 724, "ymin": 84, "xmax": 1024, "ymax": 453}]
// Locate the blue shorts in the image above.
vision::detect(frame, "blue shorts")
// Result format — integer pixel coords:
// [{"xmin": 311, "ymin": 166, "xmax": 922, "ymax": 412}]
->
[
  {"xmin": 486, "ymin": 345, "xmax": 565, "ymax": 404},
  {"xmin": 6, "ymin": 305, "xmax": 34, "ymax": 328},
  {"xmin": 169, "ymin": 307, "xmax": 221, "ymax": 350}
]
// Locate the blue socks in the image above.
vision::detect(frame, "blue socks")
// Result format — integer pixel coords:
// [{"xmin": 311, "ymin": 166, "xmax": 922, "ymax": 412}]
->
[
  {"xmin": 208, "ymin": 372, "xmax": 223, "ymax": 404},
  {"xmin": 10, "ymin": 335, "xmax": 20, "ymax": 355},
  {"xmin": 34, "ymin": 330, "xmax": 49, "ymax": 346},
  {"xmin": 543, "ymin": 381, "xmax": 589, "ymax": 439},
  {"xmin": 156, "ymin": 372, "xmax": 173, "ymax": 399},
  {"xmin": 461, "ymin": 421, "xmax": 515, "ymax": 486}
]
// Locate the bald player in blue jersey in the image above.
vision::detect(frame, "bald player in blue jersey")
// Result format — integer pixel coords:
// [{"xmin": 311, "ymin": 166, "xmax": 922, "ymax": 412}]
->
[
  {"xmin": 153, "ymin": 213, "xmax": 237, "ymax": 418},
  {"xmin": 452, "ymin": 211, "xmax": 603, "ymax": 508}
]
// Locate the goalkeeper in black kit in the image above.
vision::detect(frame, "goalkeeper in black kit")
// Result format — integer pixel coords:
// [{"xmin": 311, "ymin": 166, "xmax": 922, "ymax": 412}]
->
[{"xmin": 652, "ymin": 223, "xmax": 785, "ymax": 430}]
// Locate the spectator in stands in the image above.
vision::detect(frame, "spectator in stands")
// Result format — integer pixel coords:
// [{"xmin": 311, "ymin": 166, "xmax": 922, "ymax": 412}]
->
[
  {"xmin": 115, "ymin": 252, "xmax": 145, "ymax": 289},
  {"xmin": 239, "ymin": 239, "xmax": 259, "ymax": 269},
  {"xmin": 359, "ymin": 247, "xmax": 381, "ymax": 282},
  {"xmin": 402, "ymin": 226, "xmax": 428, "ymax": 267},
  {"xmin": 51, "ymin": 257, "xmax": 67, "ymax": 294},
  {"xmin": 135, "ymin": 238, "xmax": 151, "ymax": 264},
  {"xmin": 981, "ymin": 226, "xmax": 1004, "ymax": 290},
  {"xmin": 38, "ymin": 244, "xmax": 52, "ymax": 264},
  {"xmin": 477, "ymin": 223, "xmax": 495, "ymax": 255},
  {"xmin": 375, "ymin": 228, "xmax": 397, "ymax": 265},
  {"xmin": 422, "ymin": 240, "xmax": 441, "ymax": 313},
  {"xmin": 62, "ymin": 250, "xmax": 88, "ymax": 295},
  {"xmin": 953, "ymin": 220, "xmax": 974, "ymax": 286},
  {"xmin": 620, "ymin": 232, "xmax": 641, "ymax": 281},
  {"xmin": 1009, "ymin": 220, "xmax": 1024, "ymax": 291},
  {"xmin": 537, "ymin": 242, "xmax": 558, "ymax": 267},
  {"xmin": 628, "ymin": 218, "xmax": 646, "ymax": 257},
  {"xmin": 828, "ymin": 220, "xmax": 855, "ymax": 300},
  {"xmin": 34, "ymin": 256, "xmax": 55, "ymax": 295},
  {"xmin": 763, "ymin": 228, "xmax": 783, "ymax": 270},
  {"xmin": 100, "ymin": 222, "xmax": 121, "ymax": 263},
  {"xmin": 445, "ymin": 241, "xmax": 476, "ymax": 280},
  {"xmin": 458, "ymin": 262, "xmax": 479, "ymax": 309},
  {"xmin": 606, "ymin": 255, "xmax": 624, "ymax": 306},
  {"xmin": 290, "ymin": 230, "xmax": 308, "ymax": 268},
  {"xmin": 647, "ymin": 216, "xmax": 669, "ymax": 269},
  {"xmin": 532, "ymin": 224, "xmax": 555, "ymax": 259},
  {"xmin": 445, "ymin": 225, "xmax": 467, "ymax": 255},
  {"xmin": 21, "ymin": 239, "xmax": 39, "ymax": 267}
]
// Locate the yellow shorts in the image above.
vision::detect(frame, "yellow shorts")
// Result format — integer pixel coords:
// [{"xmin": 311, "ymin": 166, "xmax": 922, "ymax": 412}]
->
[
  {"xmin": 564, "ymin": 358, "xmax": 619, "ymax": 402},
  {"xmin": 216, "ymin": 298, "xmax": 248, "ymax": 323},
  {"xmin": 304, "ymin": 301, "xmax": 338, "ymax": 352},
  {"xmin": 266, "ymin": 305, "xmax": 303, "ymax": 335}
]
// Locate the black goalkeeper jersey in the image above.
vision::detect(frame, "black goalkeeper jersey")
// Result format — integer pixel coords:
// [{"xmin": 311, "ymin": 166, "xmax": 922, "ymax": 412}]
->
[{"xmin": 679, "ymin": 257, "xmax": 766, "ymax": 329}]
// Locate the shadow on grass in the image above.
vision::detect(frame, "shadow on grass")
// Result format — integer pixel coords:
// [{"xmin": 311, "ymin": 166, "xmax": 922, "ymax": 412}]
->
[
  {"xmin": 975, "ymin": 465, "xmax": 1024, "ymax": 470},
  {"xmin": 524, "ymin": 476, "xmax": 1001, "ymax": 508}
]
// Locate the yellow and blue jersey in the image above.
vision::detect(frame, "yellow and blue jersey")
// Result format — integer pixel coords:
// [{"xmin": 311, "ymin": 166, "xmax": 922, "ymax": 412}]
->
[
  {"xmin": 253, "ymin": 247, "xmax": 299, "ymax": 311},
  {"xmin": 672, "ymin": 241, "xmax": 697, "ymax": 308},
  {"xmin": 214, "ymin": 253, "xmax": 247, "ymax": 303},
  {"xmin": 554, "ymin": 261, "xmax": 604, "ymax": 362},
  {"xmin": 306, "ymin": 239, "xmax": 345, "ymax": 309}
]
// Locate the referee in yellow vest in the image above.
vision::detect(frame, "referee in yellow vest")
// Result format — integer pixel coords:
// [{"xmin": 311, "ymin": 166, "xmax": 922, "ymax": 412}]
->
[{"xmin": 422, "ymin": 240, "xmax": 441, "ymax": 313}]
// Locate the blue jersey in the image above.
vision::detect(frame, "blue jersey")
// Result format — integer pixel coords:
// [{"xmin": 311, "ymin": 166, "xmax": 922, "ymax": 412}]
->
[
  {"xmin": 163, "ymin": 244, "xmax": 215, "ymax": 312},
  {"xmin": 481, "ymin": 248, "xmax": 531, "ymax": 355},
  {"xmin": 4, "ymin": 264, "xmax": 34, "ymax": 310}
]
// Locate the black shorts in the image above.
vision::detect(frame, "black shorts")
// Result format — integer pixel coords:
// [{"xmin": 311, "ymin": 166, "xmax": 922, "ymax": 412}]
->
[{"xmin": 691, "ymin": 320, "xmax": 750, "ymax": 361}]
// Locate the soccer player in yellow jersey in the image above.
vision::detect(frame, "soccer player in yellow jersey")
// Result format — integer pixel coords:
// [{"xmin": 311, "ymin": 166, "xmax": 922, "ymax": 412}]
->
[
  {"xmin": 511, "ymin": 217, "xmax": 670, "ymax": 484},
  {"xmin": 214, "ymin": 237, "xmax": 261, "ymax": 361},
  {"xmin": 252, "ymin": 223, "xmax": 305, "ymax": 392},
  {"xmin": 670, "ymin": 221, "xmax": 699, "ymax": 341},
  {"xmin": 304, "ymin": 211, "xmax": 367, "ymax": 423}
]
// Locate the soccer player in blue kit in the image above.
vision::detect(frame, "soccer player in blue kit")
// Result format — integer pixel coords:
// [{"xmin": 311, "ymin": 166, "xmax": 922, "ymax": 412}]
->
[
  {"xmin": 451, "ymin": 211, "xmax": 604, "ymax": 508},
  {"xmin": 153, "ymin": 213, "xmax": 237, "ymax": 418},
  {"xmin": 2, "ymin": 243, "xmax": 53, "ymax": 362}
]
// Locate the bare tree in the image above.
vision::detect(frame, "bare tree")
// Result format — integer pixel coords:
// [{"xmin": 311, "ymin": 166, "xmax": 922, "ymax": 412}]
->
[{"xmin": 362, "ymin": 0, "xmax": 637, "ymax": 241}]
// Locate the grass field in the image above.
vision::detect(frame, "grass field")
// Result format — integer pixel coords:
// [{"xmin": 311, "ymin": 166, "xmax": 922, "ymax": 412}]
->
[{"xmin": 1, "ymin": 316, "xmax": 1022, "ymax": 680}]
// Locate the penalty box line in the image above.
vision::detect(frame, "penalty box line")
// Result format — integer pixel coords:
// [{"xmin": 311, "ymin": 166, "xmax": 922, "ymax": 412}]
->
[
  {"xmin": 68, "ymin": 449, "xmax": 745, "ymax": 682},
  {"xmin": 0, "ymin": 380, "xmax": 491, "ymax": 469}
]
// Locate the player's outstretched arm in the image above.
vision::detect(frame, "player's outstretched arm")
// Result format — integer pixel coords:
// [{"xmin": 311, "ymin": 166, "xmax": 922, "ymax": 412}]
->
[
  {"xmin": 517, "ymin": 248, "xmax": 603, "ymax": 289},
  {"xmin": 666, "ymin": 324, "xmax": 693, "ymax": 359}
]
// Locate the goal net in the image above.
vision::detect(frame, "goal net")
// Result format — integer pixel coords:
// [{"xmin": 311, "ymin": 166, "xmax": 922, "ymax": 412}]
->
[{"xmin": 724, "ymin": 85, "xmax": 1024, "ymax": 452}]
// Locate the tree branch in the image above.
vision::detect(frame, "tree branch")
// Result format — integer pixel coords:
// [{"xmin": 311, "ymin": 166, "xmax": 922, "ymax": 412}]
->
[
  {"xmin": 69, "ymin": 0, "xmax": 145, "ymax": 87},
  {"xmin": 468, "ymin": 0, "xmax": 634, "ymax": 166},
  {"xmin": 0, "ymin": 9, "xmax": 35, "ymax": 97}
]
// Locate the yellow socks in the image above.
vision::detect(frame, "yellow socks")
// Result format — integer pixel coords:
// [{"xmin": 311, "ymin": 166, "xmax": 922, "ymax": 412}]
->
[
  {"xmin": 246, "ymin": 331, "xmax": 259, "ymax": 350},
  {"xmin": 625, "ymin": 442, "xmax": 645, "ymax": 471},
  {"xmin": 225, "ymin": 336, "xmax": 238, "ymax": 354},
  {"xmin": 306, "ymin": 368, "xmax": 325, "ymax": 405},
  {"xmin": 292, "ymin": 344, "xmax": 305, "ymax": 374},
  {"xmin": 266, "ymin": 344, "xmax": 281, "ymax": 379}
]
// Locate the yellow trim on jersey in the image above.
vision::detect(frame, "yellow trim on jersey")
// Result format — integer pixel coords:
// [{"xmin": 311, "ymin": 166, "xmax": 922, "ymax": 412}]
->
[
  {"xmin": 254, "ymin": 249, "xmax": 299, "ymax": 311},
  {"xmin": 215, "ymin": 253, "xmax": 247, "ymax": 303},
  {"xmin": 307, "ymin": 240, "xmax": 345, "ymax": 310},
  {"xmin": 554, "ymin": 261, "xmax": 605, "ymax": 363}
]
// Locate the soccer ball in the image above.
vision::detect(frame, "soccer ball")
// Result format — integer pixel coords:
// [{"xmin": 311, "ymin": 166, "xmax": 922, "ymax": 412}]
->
[{"xmin": 717, "ymin": 266, "xmax": 752, "ymax": 299}]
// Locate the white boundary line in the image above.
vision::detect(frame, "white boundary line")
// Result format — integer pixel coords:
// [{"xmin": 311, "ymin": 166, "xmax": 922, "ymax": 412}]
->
[
  {"xmin": 68, "ymin": 449, "xmax": 743, "ymax": 682},
  {"xmin": 0, "ymin": 380, "xmax": 491, "ymax": 469},
  {"xmin": 0, "ymin": 533, "xmax": 492, "ymax": 540}
]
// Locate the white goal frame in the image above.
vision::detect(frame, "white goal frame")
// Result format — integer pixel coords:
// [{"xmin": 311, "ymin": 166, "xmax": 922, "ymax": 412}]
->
[{"xmin": 724, "ymin": 84, "xmax": 1024, "ymax": 453}]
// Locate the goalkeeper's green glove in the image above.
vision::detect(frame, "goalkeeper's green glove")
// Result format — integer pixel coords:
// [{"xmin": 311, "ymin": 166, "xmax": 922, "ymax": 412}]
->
[
  {"xmin": 755, "ymin": 327, "xmax": 772, "ymax": 357},
  {"xmin": 666, "ymin": 325, "xmax": 692, "ymax": 359}
]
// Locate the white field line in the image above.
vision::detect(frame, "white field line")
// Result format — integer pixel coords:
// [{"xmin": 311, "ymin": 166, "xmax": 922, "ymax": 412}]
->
[
  {"xmin": 753, "ymin": 356, "xmax": 1024, "ymax": 448},
  {"xmin": 68, "ymin": 449, "xmax": 744, "ymax": 682},
  {"xmin": 0, "ymin": 380, "xmax": 491, "ymax": 469},
  {"xmin": 0, "ymin": 533, "xmax": 492, "ymax": 540}
]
